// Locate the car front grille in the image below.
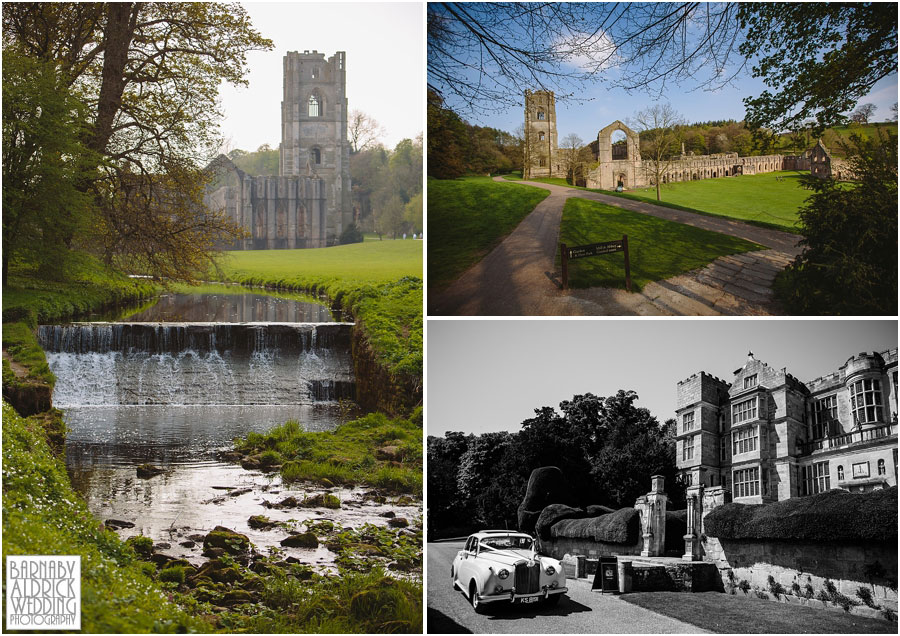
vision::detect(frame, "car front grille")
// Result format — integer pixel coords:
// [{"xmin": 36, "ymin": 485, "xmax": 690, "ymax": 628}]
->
[{"xmin": 515, "ymin": 562, "xmax": 540, "ymax": 594}]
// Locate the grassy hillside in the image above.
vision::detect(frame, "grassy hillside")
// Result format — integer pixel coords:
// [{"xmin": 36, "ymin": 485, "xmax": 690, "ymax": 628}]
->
[
  {"xmin": 624, "ymin": 170, "xmax": 813, "ymax": 231},
  {"xmin": 427, "ymin": 176, "xmax": 550, "ymax": 290},
  {"xmin": 558, "ymin": 198, "xmax": 762, "ymax": 290}
]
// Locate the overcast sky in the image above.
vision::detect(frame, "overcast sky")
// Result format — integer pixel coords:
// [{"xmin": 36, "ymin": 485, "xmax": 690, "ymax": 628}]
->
[
  {"xmin": 427, "ymin": 320, "xmax": 898, "ymax": 437},
  {"xmin": 217, "ymin": 2, "xmax": 423, "ymax": 154}
]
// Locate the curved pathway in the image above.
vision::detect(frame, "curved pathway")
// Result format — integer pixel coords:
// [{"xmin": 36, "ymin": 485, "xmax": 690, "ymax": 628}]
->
[{"xmin": 429, "ymin": 178, "xmax": 803, "ymax": 316}]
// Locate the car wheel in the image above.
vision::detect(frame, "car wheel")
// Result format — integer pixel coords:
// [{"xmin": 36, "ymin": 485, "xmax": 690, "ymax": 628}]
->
[
  {"xmin": 470, "ymin": 581, "xmax": 487, "ymax": 614},
  {"xmin": 545, "ymin": 594, "xmax": 562, "ymax": 607}
]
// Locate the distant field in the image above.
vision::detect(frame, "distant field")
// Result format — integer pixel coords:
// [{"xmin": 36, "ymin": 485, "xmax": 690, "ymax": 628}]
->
[
  {"xmin": 220, "ymin": 239, "xmax": 422, "ymax": 285},
  {"xmin": 624, "ymin": 170, "xmax": 812, "ymax": 231},
  {"xmin": 558, "ymin": 198, "xmax": 762, "ymax": 291},
  {"xmin": 427, "ymin": 176, "xmax": 549, "ymax": 290}
]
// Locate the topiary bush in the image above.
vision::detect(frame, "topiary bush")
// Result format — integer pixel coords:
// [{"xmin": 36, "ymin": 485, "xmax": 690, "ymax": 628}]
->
[
  {"xmin": 549, "ymin": 507, "xmax": 640, "ymax": 544},
  {"xmin": 704, "ymin": 486, "xmax": 897, "ymax": 542}
]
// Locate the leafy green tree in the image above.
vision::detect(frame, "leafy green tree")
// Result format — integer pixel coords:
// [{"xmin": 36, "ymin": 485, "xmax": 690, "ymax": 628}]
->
[
  {"xmin": 229, "ymin": 144, "xmax": 279, "ymax": 176},
  {"xmin": 456, "ymin": 432, "xmax": 512, "ymax": 526},
  {"xmin": 427, "ymin": 91, "xmax": 468, "ymax": 178},
  {"xmin": 2, "ymin": 52, "xmax": 95, "ymax": 284},
  {"xmin": 2, "ymin": 2, "xmax": 271, "ymax": 281},
  {"xmin": 740, "ymin": 3, "xmax": 897, "ymax": 135},
  {"xmin": 775, "ymin": 131, "xmax": 898, "ymax": 315},
  {"xmin": 426, "ymin": 432, "xmax": 473, "ymax": 536},
  {"xmin": 404, "ymin": 192, "xmax": 423, "ymax": 234}
]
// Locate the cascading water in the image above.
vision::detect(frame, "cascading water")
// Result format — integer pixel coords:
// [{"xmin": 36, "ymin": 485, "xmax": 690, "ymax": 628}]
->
[{"xmin": 34, "ymin": 291, "xmax": 418, "ymax": 568}]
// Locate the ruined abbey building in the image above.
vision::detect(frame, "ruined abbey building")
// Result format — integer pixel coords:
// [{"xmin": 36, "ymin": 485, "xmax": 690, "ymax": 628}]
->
[
  {"xmin": 205, "ymin": 51, "xmax": 351, "ymax": 249},
  {"xmin": 524, "ymin": 90, "xmax": 842, "ymax": 189}
]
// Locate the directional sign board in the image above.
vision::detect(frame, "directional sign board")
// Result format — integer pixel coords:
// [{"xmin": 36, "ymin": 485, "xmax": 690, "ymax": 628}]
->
[
  {"xmin": 560, "ymin": 235, "xmax": 632, "ymax": 292},
  {"xmin": 567, "ymin": 240, "xmax": 624, "ymax": 260}
]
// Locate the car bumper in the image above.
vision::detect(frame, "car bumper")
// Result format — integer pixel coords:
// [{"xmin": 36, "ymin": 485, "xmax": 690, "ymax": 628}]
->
[{"xmin": 477, "ymin": 586, "xmax": 568, "ymax": 604}]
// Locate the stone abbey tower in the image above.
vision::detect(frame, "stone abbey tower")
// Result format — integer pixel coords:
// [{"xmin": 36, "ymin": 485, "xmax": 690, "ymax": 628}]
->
[
  {"xmin": 524, "ymin": 90, "xmax": 560, "ymax": 178},
  {"xmin": 280, "ymin": 50, "xmax": 352, "ymax": 239}
]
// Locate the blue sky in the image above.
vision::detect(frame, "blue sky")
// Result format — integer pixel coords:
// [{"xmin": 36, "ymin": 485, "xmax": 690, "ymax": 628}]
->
[
  {"xmin": 458, "ymin": 70, "xmax": 897, "ymax": 143},
  {"xmin": 430, "ymin": 2, "xmax": 899, "ymax": 142}
]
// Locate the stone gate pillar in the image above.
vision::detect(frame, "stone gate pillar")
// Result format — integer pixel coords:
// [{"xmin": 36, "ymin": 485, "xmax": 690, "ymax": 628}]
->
[
  {"xmin": 683, "ymin": 484, "xmax": 704, "ymax": 561},
  {"xmin": 636, "ymin": 474, "xmax": 667, "ymax": 557}
]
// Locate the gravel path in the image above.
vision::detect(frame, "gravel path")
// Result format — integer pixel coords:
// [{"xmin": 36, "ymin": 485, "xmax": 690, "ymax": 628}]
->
[{"xmin": 428, "ymin": 178, "xmax": 803, "ymax": 316}]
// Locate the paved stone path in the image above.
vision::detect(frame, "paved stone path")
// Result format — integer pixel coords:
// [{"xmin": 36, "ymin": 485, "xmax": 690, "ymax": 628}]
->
[{"xmin": 429, "ymin": 178, "xmax": 803, "ymax": 315}]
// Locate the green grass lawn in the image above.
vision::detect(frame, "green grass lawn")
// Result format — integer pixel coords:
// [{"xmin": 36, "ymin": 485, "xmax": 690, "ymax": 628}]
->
[
  {"xmin": 427, "ymin": 176, "xmax": 550, "ymax": 290},
  {"xmin": 220, "ymin": 239, "xmax": 421, "ymax": 286},
  {"xmin": 622, "ymin": 170, "xmax": 811, "ymax": 231},
  {"xmin": 621, "ymin": 592, "xmax": 895, "ymax": 633},
  {"xmin": 558, "ymin": 198, "xmax": 762, "ymax": 291}
]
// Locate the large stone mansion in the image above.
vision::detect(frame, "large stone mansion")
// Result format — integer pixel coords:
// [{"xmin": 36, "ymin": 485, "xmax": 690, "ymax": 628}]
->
[
  {"xmin": 675, "ymin": 349, "xmax": 898, "ymax": 503},
  {"xmin": 523, "ymin": 90, "xmax": 845, "ymax": 189},
  {"xmin": 204, "ymin": 50, "xmax": 351, "ymax": 249}
]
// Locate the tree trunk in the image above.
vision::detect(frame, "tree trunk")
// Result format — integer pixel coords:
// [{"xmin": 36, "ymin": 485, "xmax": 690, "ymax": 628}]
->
[{"xmin": 87, "ymin": 3, "xmax": 138, "ymax": 156}]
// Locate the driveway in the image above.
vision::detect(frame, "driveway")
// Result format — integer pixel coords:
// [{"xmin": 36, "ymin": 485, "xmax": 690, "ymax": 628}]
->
[
  {"xmin": 427, "ymin": 540, "xmax": 707, "ymax": 634},
  {"xmin": 428, "ymin": 178, "xmax": 802, "ymax": 316}
]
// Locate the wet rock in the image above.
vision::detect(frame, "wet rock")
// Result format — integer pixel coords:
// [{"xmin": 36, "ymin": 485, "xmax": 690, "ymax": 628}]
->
[
  {"xmin": 136, "ymin": 464, "xmax": 165, "ymax": 478},
  {"xmin": 300, "ymin": 493, "xmax": 341, "ymax": 509},
  {"xmin": 105, "ymin": 518, "xmax": 135, "ymax": 529},
  {"xmin": 179, "ymin": 541, "xmax": 196, "ymax": 548},
  {"xmin": 388, "ymin": 517, "xmax": 409, "ymax": 528},
  {"xmin": 154, "ymin": 542, "xmax": 172, "ymax": 550},
  {"xmin": 248, "ymin": 515, "xmax": 278, "ymax": 530},
  {"xmin": 394, "ymin": 495, "xmax": 416, "ymax": 505},
  {"xmin": 202, "ymin": 526, "xmax": 250, "ymax": 557},
  {"xmin": 320, "ymin": 478, "xmax": 334, "ymax": 488},
  {"xmin": 187, "ymin": 534, "xmax": 206, "ymax": 542},
  {"xmin": 227, "ymin": 487, "xmax": 252, "ymax": 498},
  {"xmin": 275, "ymin": 496, "xmax": 299, "ymax": 508},
  {"xmin": 222, "ymin": 589, "xmax": 254, "ymax": 606},
  {"xmin": 380, "ymin": 511, "xmax": 396, "ymax": 518},
  {"xmin": 375, "ymin": 445, "xmax": 403, "ymax": 461},
  {"xmin": 150, "ymin": 553, "xmax": 182, "ymax": 568},
  {"xmin": 241, "ymin": 456, "xmax": 260, "ymax": 470},
  {"xmin": 280, "ymin": 532, "xmax": 319, "ymax": 549},
  {"xmin": 194, "ymin": 560, "xmax": 243, "ymax": 584},
  {"xmin": 218, "ymin": 450, "xmax": 243, "ymax": 463}
]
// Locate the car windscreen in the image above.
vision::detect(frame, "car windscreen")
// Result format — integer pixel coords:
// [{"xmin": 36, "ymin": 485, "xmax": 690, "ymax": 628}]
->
[{"xmin": 480, "ymin": 536, "xmax": 533, "ymax": 551}]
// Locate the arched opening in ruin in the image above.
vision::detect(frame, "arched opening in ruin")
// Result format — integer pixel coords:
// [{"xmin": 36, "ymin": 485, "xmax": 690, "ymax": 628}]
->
[
  {"xmin": 617, "ymin": 173, "xmax": 627, "ymax": 188},
  {"xmin": 611, "ymin": 129, "xmax": 627, "ymax": 160}
]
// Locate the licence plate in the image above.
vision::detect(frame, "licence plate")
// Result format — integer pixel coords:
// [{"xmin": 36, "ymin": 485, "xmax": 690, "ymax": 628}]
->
[{"xmin": 517, "ymin": 596, "xmax": 540, "ymax": 604}]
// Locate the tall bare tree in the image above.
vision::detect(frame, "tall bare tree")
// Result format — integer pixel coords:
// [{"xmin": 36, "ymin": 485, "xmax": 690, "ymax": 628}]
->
[
  {"xmin": 850, "ymin": 103, "xmax": 877, "ymax": 125},
  {"xmin": 559, "ymin": 133, "xmax": 585, "ymax": 185},
  {"xmin": 632, "ymin": 104, "xmax": 685, "ymax": 202},
  {"xmin": 348, "ymin": 109, "xmax": 386, "ymax": 154}
]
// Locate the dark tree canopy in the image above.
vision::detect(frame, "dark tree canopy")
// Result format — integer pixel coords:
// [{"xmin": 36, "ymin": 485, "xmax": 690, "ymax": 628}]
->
[
  {"xmin": 2, "ymin": 2, "xmax": 272, "ymax": 283},
  {"xmin": 740, "ymin": 2, "xmax": 898, "ymax": 135},
  {"xmin": 774, "ymin": 129, "xmax": 898, "ymax": 316},
  {"xmin": 428, "ymin": 2, "xmax": 897, "ymax": 137},
  {"xmin": 426, "ymin": 390, "xmax": 682, "ymax": 538}
]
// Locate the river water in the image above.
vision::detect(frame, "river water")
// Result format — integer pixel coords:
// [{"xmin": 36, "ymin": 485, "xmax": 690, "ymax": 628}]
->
[{"xmin": 40, "ymin": 290, "xmax": 417, "ymax": 567}]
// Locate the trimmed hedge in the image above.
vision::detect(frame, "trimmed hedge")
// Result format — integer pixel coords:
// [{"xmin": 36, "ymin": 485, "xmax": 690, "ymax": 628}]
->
[
  {"xmin": 705, "ymin": 487, "xmax": 897, "ymax": 543},
  {"xmin": 534, "ymin": 504, "xmax": 586, "ymax": 540},
  {"xmin": 550, "ymin": 507, "xmax": 640, "ymax": 544}
]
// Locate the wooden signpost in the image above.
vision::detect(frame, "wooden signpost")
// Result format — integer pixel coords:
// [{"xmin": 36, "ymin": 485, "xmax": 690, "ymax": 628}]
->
[{"xmin": 560, "ymin": 234, "xmax": 631, "ymax": 292}]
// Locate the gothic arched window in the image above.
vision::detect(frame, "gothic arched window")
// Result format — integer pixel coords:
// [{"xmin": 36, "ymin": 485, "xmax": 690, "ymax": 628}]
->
[
  {"xmin": 539, "ymin": 132, "xmax": 545, "ymax": 141},
  {"xmin": 311, "ymin": 148, "xmax": 321, "ymax": 165},
  {"xmin": 537, "ymin": 110, "xmax": 545, "ymax": 120},
  {"xmin": 308, "ymin": 94, "xmax": 320, "ymax": 117}
]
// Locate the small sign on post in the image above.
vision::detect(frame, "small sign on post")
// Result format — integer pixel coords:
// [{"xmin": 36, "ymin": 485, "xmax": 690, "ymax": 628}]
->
[{"xmin": 560, "ymin": 235, "xmax": 632, "ymax": 292}]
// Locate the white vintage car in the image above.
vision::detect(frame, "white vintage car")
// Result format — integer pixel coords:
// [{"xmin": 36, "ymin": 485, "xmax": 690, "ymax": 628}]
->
[{"xmin": 451, "ymin": 530, "xmax": 568, "ymax": 612}]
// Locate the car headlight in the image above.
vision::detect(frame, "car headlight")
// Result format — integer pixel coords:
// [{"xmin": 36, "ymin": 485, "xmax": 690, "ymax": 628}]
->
[
  {"xmin": 545, "ymin": 565, "xmax": 556, "ymax": 575},
  {"xmin": 498, "ymin": 568, "xmax": 510, "ymax": 580}
]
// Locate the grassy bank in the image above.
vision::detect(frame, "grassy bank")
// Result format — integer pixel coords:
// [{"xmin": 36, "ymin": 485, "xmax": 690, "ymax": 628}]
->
[
  {"xmin": 427, "ymin": 176, "xmax": 550, "ymax": 291},
  {"xmin": 233, "ymin": 409, "xmax": 423, "ymax": 496},
  {"xmin": 2, "ymin": 402, "xmax": 203, "ymax": 633},
  {"xmin": 216, "ymin": 242, "xmax": 423, "ymax": 384},
  {"xmin": 558, "ymin": 198, "xmax": 762, "ymax": 290}
]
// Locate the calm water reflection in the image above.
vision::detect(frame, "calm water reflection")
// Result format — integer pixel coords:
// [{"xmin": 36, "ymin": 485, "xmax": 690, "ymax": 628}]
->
[{"xmin": 120, "ymin": 291, "xmax": 334, "ymax": 323}]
